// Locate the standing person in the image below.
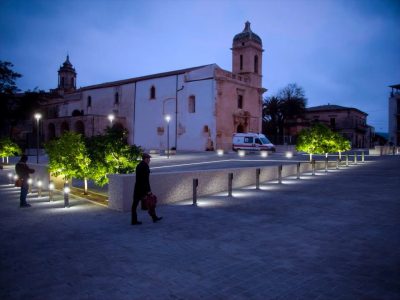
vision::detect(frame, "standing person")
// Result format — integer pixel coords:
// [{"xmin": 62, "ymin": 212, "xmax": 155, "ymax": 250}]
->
[
  {"xmin": 15, "ymin": 155, "xmax": 35, "ymax": 207},
  {"xmin": 131, "ymin": 153, "xmax": 162, "ymax": 225}
]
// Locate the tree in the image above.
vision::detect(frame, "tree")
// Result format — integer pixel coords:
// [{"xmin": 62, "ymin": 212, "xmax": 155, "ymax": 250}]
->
[
  {"xmin": 333, "ymin": 132, "xmax": 351, "ymax": 159},
  {"xmin": 263, "ymin": 83, "xmax": 307, "ymax": 144},
  {"xmin": 0, "ymin": 138, "xmax": 22, "ymax": 164},
  {"xmin": 296, "ymin": 124, "xmax": 332, "ymax": 161},
  {"xmin": 85, "ymin": 126, "xmax": 142, "ymax": 186},
  {"xmin": 45, "ymin": 132, "xmax": 91, "ymax": 193},
  {"xmin": 0, "ymin": 61, "xmax": 22, "ymax": 137}
]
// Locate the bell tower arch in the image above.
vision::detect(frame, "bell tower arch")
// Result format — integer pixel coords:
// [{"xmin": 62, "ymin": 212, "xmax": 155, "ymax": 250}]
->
[
  {"xmin": 57, "ymin": 55, "xmax": 77, "ymax": 93},
  {"xmin": 232, "ymin": 21, "xmax": 263, "ymax": 88}
]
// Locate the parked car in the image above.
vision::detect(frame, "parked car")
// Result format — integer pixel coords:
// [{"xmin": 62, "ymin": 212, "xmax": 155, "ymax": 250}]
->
[{"xmin": 232, "ymin": 133, "xmax": 275, "ymax": 151}]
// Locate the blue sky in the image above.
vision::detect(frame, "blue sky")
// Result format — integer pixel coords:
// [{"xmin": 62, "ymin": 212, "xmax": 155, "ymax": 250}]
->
[{"xmin": 1, "ymin": 0, "xmax": 399, "ymax": 132}]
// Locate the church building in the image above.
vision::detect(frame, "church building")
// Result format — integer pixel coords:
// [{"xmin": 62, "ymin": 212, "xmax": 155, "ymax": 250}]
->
[{"xmin": 43, "ymin": 22, "xmax": 266, "ymax": 151}]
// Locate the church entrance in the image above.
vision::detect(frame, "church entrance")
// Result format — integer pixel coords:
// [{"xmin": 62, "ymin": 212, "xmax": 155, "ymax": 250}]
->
[{"xmin": 236, "ymin": 124, "xmax": 244, "ymax": 133}]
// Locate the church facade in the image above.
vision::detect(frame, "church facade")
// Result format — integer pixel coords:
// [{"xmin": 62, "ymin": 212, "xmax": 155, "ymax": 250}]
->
[{"xmin": 43, "ymin": 22, "xmax": 266, "ymax": 151}]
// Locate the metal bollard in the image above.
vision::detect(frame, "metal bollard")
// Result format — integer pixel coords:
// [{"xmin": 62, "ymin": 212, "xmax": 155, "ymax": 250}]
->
[
  {"xmin": 336, "ymin": 158, "xmax": 339, "ymax": 170},
  {"xmin": 37, "ymin": 180, "xmax": 43, "ymax": 198},
  {"xmin": 354, "ymin": 152, "xmax": 358, "ymax": 164},
  {"xmin": 256, "ymin": 168, "xmax": 260, "ymax": 189},
  {"xmin": 325, "ymin": 157, "xmax": 328, "ymax": 173},
  {"xmin": 312, "ymin": 159, "xmax": 316, "ymax": 176},
  {"xmin": 345, "ymin": 154, "xmax": 349, "ymax": 167},
  {"xmin": 361, "ymin": 151, "xmax": 365, "ymax": 162},
  {"xmin": 64, "ymin": 183, "xmax": 70, "ymax": 208},
  {"xmin": 48, "ymin": 181, "xmax": 55, "ymax": 202},
  {"xmin": 192, "ymin": 178, "xmax": 198, "ymax": 205},
  {"xmin": 278, "ymin": 164, "xmax": 282, "ymax": 184},
  {"xmin": 228, "ymin": 173, "xmax": 233, "ymax": 197},
  {"xmin": 297, "ymin": 162, "xmax": 301, "ymax": 179}
]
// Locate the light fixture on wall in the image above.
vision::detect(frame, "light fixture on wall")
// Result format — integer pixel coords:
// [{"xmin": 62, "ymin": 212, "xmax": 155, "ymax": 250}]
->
[{"xmin": 165, "ymin": 115, "xmax": 171, "ymax": 159}]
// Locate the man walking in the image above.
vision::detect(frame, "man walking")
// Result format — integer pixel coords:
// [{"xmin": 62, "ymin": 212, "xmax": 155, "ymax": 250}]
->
[{"xmin": 15, "ymin": 155, "xmax": 35, "ymax": 207}]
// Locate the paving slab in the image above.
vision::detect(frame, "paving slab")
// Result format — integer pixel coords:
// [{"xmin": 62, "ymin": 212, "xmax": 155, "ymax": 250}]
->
[{"xmin": 0, "ymin": 156, "xmax": 399, "ymax": 300}]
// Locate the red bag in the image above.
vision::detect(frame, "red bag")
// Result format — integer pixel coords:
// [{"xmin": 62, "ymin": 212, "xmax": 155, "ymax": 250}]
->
[
  {"xmin": 145, "ymin": 194, "xmax": 157, "ymax": 209},
  {"xmin": 15, "ymin": 179, "xmax": 22, "ymax": 187}
]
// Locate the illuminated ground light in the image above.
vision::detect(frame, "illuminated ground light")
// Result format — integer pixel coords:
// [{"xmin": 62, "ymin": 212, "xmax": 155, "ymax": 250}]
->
[
  {"xmin": 216, "ymin": 149, "xmax": 224, "ymax": 156},
  {"xmin": 260, "ymin": 151, "xmax": 268, "ymax": 158},
  {"xmin": 238, "ymin": 150, "xmax": 245, "ymax": 157},
  {"xmin": 285, "ymin": 151, "xmax": 293, "ymax": 158},
  {"xmin": 259, "ymin": 184, "xmax": 281, "ymax": 191}
]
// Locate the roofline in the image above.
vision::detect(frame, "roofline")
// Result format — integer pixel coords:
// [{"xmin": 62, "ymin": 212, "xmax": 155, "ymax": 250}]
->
[
  {"xmin": 307, "ymin": 106, "xmax": 368, "ymax": 116},
  {"xmin": 78, "ymin": 64, "xmax": 215, "ymax": 91}
]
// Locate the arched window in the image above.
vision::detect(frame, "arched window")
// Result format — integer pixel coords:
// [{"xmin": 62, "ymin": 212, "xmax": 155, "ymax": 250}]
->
[
  {"xmin": 114, "ymin": 92, "xmax": 119, "ymax": 105},
  {"xmin": 61, "ymin": 121, "xmax": 69, "ymax": 134},
  {"xmin": 71, "ymin": 78, "xmax": 74, "ymax": 87},
  {"xmin": 188, "ymin": 95, "xmax": 196, "ymax": 113},
  {"xmin": 74, "ymin": 121, "xmax": 85, "ymax": 135},
  {"xmin": 254, "ymin": 55, "xmax": 259, "ymax": 74},
  {"xmin": 61, "ymin": 77, "xmax": 65, "ymax": 87},
  {"xmin": 238, "ymin": 95, "xmax": 243, "ymax": 109},
  {"xmin": 240, "ymin": 55, "xmax": 243, "ymax": 70},
  {"xmin": 87, "ymin": 96, "xmax": 92, "ymax": 107},
  {"xmin": 150, "ymin": 86, "xmax": 156, "ymax": 99}
]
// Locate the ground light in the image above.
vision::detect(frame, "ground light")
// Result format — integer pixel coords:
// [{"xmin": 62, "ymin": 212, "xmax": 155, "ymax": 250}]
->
[
  {"xmin": 37, "ymin": 180, "xmax": 42, "ymax": 197},
  {"xmin": 285, "ymin": 151, "xmax": 293, "ymax": 158},
  {"xmin": 260, "ymin": 151, "xmax": 268, "ymax": 158},
  {"xmin": 27, "ymin": 178, "xmax": 33, "ymax": 193},
  {"xmin": 48, "ymin": 182, "xmax": 55, "ymax": 202},
  {"xmin": 13, "ymin": 175, "xmax": 18, "ymax": 185},
  {"xmin": 217, "ymin": 149, "xmax": 224, "ymax": 156},
  {"xmin": 64, "ymin": 185, "xmax": 70, "ymax": 208},
  {"xmin": 8, "ymin": 173, "xmax": 13, "ymax": 184},
  {"xmin": 238, "ymin": 150, "xmax": 245, "ymax": 157}
]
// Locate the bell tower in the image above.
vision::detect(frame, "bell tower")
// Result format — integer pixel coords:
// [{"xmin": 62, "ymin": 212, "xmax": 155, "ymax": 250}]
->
[
  {"xmin": 232, "ymin": 21, "xmax": 263, "ymax": 87},
  {"xmin": 57, "ymin": 55, "xmax": 77, "ymax": 93}
]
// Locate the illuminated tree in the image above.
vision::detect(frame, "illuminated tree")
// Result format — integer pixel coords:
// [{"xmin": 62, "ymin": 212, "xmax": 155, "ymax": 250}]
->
[
  {"xmin": 85, "ymin": 126, "xmax": 142, "ymax": 186},
  {"xmin": 0, "ymin": 138, "xmax": 22, "ymax": 164},
  {"xmin": 296, "ymin": 124, "xmax": 332, "ymax": 161},
  {"xmin": 333, "ymin": 132, "xmax": 351, "ymax": 159},
  {"xmin": 45, "ymin": 132, "xmax": 91, "ymax": 193}
]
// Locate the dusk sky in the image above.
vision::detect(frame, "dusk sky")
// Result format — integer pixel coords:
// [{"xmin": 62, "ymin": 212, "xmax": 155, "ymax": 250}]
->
[{"xmin": 1, "ymin": 0, "xmax": 399, "ymax": 132}]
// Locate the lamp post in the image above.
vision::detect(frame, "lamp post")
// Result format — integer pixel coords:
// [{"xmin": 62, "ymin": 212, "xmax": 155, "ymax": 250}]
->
[
  {"xmin": 34, "ymin": 113, "xmax": 42, "ymax": 164},
  {"xmin": 165, "ymin": 115, "xmax": 171, "ymax": 159},
  {"xmin": 108, "ymin": 114, "xmax": 115, "ymax": 126}
]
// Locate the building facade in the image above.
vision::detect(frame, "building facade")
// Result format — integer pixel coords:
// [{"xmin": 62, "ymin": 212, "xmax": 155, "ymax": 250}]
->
[
  {"xmin": 42, "ymin": 22, "xmax": 265, "ymax": 151},
  {"xmin": 304, "ymin": 105, "xmax": 370, "ymax": 148},
  {"xmin": 388, "ymin": 84, "xmax": 400, "ymax": 146}
]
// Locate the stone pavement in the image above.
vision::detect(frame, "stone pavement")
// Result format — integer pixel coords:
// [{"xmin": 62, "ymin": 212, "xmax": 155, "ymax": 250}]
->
[{"xmin": 0, "ymin": 156, "xmax": 399, "ymax": 300}]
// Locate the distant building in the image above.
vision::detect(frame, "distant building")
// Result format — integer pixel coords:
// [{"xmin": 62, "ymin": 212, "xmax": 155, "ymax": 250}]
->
[
  {"xmin": 304, "ymin": 104, "xmax": 370, "ymax": 148},
  {"xmin": 388, "ymin": 84, "xmax": 400, "ymax": 146},
  {"xmin": 42, "ymin": 22, "xmax": 266, "ymax": 151}
]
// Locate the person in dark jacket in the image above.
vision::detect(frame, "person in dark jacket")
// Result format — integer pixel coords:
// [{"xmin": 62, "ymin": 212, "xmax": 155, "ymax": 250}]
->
[
  {"xmin": 15, "ymin": 155, "xmax": 35, "ymax": 207},
  {"xmin": 131, "ymin": 153, "xmax": 162, "ymax": 225}
]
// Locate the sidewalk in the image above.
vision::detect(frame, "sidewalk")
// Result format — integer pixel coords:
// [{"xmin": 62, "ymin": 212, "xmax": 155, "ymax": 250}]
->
[{"xmin": 0, "ymin": 156, "xmax": 399, "ymax": 299}]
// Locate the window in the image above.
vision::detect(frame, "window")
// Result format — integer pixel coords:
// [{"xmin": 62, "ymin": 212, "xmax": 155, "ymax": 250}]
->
[
  {"xmin": 150, "ymin": 86, "xmax": 156, "ymax": 99},
  {"xmin": 61, "ymin": 77, "xmax": 64, "ymax": 87},
  {"xmin": 255, "ymin": 138, "xmax": 261, "ymax": 145},
  {"xmin": 240, "ymin": 55, "xmax": 243, "ymax": 70},
  {"xmin": 238, "ymin": 95, "xmax": 243, "ymax": 109},
  {"xmin": 188, "ymin": 95, "xmax": 196, "ymax": 113},
  {"xmin": 254, "ymin": 55, "xmax": 259, "ymax": 74},
  {"xmin": 114, "ymin": 92, "xmax": 119, "ymax": 105},
  {"xmin": 244, "ymin": 137, "xmax": 253, "ymax": 143},
  {"xmin": 87, "ymin": 96, "xmax": 92, "ymax": 107}
]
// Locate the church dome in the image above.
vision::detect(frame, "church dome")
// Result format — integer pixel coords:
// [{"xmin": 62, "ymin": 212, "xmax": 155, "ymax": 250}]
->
[
  {"xmin": 233, "ymin": 21, "xmax": 262, "ymax": 46},
  {"xmin": 59, "ymin": 55, "xmax": 76, "ymax": 73}
]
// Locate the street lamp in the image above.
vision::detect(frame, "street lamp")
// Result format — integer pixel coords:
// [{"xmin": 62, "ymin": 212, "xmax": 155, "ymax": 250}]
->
[
  {"xmin": 165, "ymin": 115, "xmax": 171, "ymax": 159},
  {"xmin": 108, "ymin": 114, "xmax": 115, "ymax": 125},
  {"xmin": 34, "ymin": 113, "xmax": 42, "ymax": 164}
]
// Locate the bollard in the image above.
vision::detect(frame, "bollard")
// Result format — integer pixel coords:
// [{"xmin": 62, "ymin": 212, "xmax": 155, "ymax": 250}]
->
[
  {"xmin": 256, "ymin": 168, "xmax": 261, "ymax": 189},
  {"xmin": 8, "ymin": 173, "xmax": 13, "ymax": 185},
  {"xmin": 345, "ymin": 154, "xmax": 349, "ymax": 167},
  {"xmin": 336, "ymin": 158, "xmax": 339, "ymax": 170},
  {"xmin": 64, "ymin": 183, "xmax": 70, "ymax": 208},
  {"xmin": 28, "ymin": 178, "xmax": 33, "ymax": 194},
  {"xmin": 354, "ymin": 152, "xmax": 358, "ymax": 164},
  {"xmin": 228, "ymin": 173, "xmax": 233, "ymax": 197},
  {"xmin": 297, "ymin": 162, "xmax": 301, "ymax": 179},
  {"xmin": 48, "ymin": 181, "xmax": 55, "ymax": 202},
  {"xmin": 278, "ymin": 164, "xmax": 282, "ymax": 184},
  {"xmin": 361, "ymin": 151, "xmax": 365, "ymax": 162},
  {"xmin": 192, "ymin": 178, "xmax": 198, "ymax": 205},
  {"xmin": 312, "ymin": 159, "xmax": 316, "ymax": 176},
  {"xmin": 325, "ymin": 157, "xmax": 328, "ymax": 173},
  {"xmin": 37, "ymin": 180, "xmax": 42, "ymax": 198}
]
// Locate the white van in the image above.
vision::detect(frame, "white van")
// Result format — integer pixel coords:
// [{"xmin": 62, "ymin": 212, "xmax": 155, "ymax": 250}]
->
[{"xmin": 232, "ymin": 133, "xmax": 275, "ymax": 152}]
